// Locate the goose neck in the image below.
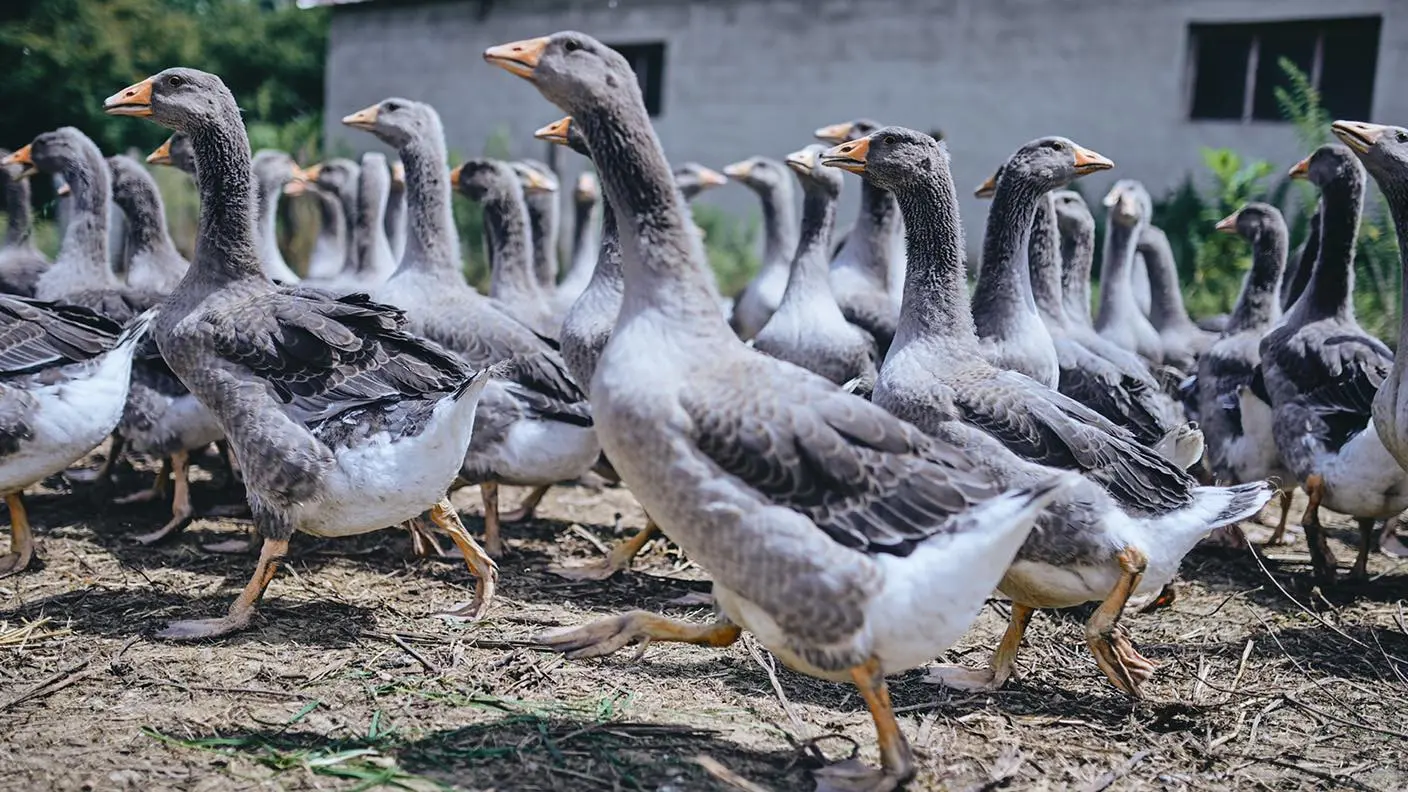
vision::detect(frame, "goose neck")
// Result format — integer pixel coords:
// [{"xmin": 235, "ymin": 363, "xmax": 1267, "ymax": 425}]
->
[
  {"xmin": 1227, "ymin": 226, "xmax": 1286, "ymax": 332},
  {"xmin": 396, "ymin": 131, "xmax": 462, "ymax": 278},
  {"xmin": 890, "ymin": 160, "xmax": 975, "ymax": 345},
  {"xmin": 972, "ymin": 176, "xmax": 1042, "ymax": 338}
]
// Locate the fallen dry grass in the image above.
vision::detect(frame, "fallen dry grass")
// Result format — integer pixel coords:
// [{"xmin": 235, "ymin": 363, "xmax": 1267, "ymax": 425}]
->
[{"xmin": 2, "ymin": 457, "xmax": 1407, "ymax": 791}]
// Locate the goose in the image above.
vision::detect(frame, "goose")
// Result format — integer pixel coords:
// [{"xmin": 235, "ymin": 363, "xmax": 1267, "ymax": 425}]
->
[
  {"xmin": 816, "ymin": 119, "xmax": 906, "ymax": 335},
  {"xmin": 725, "ymin": 155, "xmax": 798, "ymax": 339},
  {"xmin": 0, "ymin": 151, "xmax": 48, "ymax": 296},
  {"xmin": 975, "ymin": 173, "xmax": 1191, "ymax": 460},
  {"xmin": 287, "ymin": 164, "xmax": 350, "ymax": 282},
  {"xmin": 1259, "ymin": 142, "xmax": 1408, "ymax": 584},
  {"xmin": 386, "ymin": 160, "xmax": 408, "ymax": 264},
  {"xmin": 346, "ymin": 151, "xmax": 398, "ymax": 287},
  {"xmin": 486, "ymin": 34, "xmax": 1066, "ymax": 790},
  {"xmin": 672, "ymin": 162, "xmax": 728, "ymax": 200},
  {"xmin": 820, "ymin": 127, "xmax": 1270, "ymax": 698},
  {"xmin": 0, "ymin": 297, "xmax": 149, "ymax": 576},
  {"xmin": 1140, "ymin": 223, "xmax": 1215, "ymax": 370},
  {"xmin": 453, "ymin": 158, "xmax": 560, "ymax": 338},
  {"xmin": 1332, "ymin": 122, "xmax": 1408, "ymax": 502},
  {"xmin": 1096, "ymin": 180, "xmax": 1164, "ymax": 363},
  {"xmin": 147, "ymin": 133, "xmax": 195, "ymax": 174},
  {"xmin": 103, "ymin": 67, "xmax": 497, "ymax": 638},
  {"xmin": 107, "ymin": 155, "xmax": 187, "ymax": 294},
  {"xmin": 1199, "ymin": 203, "xmax": 1294, "ymax": 542},
  {"xmin": 751, "ymin": 144, "xmax": 877, "ymax": 388},
  {"xmin": 551, "ymin": 170, "xmax": 599, "ymax": 313},
  {"xmin": 303, "ymin": 158, "xmax": 361, "ymax": 282},
  {"xmin": 250, "ymin": 150, "xmax": 302, "ymax": 284},
  {"xmin": 514, "ymin": 158, "xmax": 562, "ymax": 291},
  {"xmin": 970, "ymin": 138, "xmax": 1114, "ymax": 388},
  {"xmin": 342, "ymin": 97, "xmax": 597, "ymax": 557}
]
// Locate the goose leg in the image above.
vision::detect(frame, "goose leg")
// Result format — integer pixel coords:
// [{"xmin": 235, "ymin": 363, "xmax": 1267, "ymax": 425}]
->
[
  {"xmin": 536, "ymin": 609, "xmax": 741, "ymax": 659},
  {"xmin": 132, "ymin": 452, "xmax": 195, "ymax": 545},
  {"xmin": 156, "ymin": 537, "xmax": 288, "ymax": 640},
  {"xmin": 1265, "ymin": 488, "xmax": 1294, "ymax": 546},
  {"xmin": 114, "ymin": 456, "xmax": 173, "ymax": 505},
  {"xmin": 1350, "ymin": 517, "xmax": 1376, "ymax": 581},
  {"xmin": 428, "ymin": 498, "xmax": 499, "ymax": 620},
  {"xmin": 481, "ymin": 482, "xmax": 503, "ymax": 558},
  {"xmin": 0, "ymin": 494, "xmax": 34, "ymax": 577},
  {"xmin": 71, "ymin": 433, "xmax": 126, "ymax": 487},
  {"xmin": 1301, "ymin": 474, "xmax": 1338, "ymax": 586},
  {"xmin": 549, "ymin": 518, "xmax": 661, "ymax": 581},
  {"xmin": 814, "ymin": 657, "xmax": 915, "ymax": 792},
  {"xmin": 500, "ymin": 484, "xmax": 551, "ymax": 523},
  {"xmin": 924, "ymin": 603, "xmax": 1033, "ymax": 691},
  {"xmin": 405, "ymin": 514, "xmax": 452, "ymax": 558},
  {"xmin": 1086, "ymin": 546, "xmax": 1157, "ymax": 697}
]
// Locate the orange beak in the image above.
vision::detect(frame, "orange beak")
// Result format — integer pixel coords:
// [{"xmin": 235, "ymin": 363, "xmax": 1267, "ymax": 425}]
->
[
  {"xmin": 785, "ymin": 148, "xmax": 818, "ymax": 174},
  {"xmin": 146, "ymin": 137, "xmax": 174, "ymax": 166},
  {"xmin": 722, "ymin": 160, "xmax": 753, "ymax": 180},
  {"xmin": 974, "ymin": 173, "xmax": 998, "ymax": 199},
  {"xmin": 1331, "ymin": 120, "xmax": 1388, "ymax": 154},
  {"xmin": 303, "ymin": 163, "xmax": 324, "ymax": 182},
  {"xmin": 695, "ymin": 166, "xmax": 727, "ymax": 188},
  {"xmin": 534, "ymin": 116, "xmax": 573, "ymax": 145},
  {"xmin": 2, "ymin": 144, "xmax": 36, "ymax": 178},
  {"xmin": 484, "ymin": 37, "xmax": 550, "ymax": 81},
  {"xmin": 1072, "ymin": 144, "xmax": 1114, "ymax": 175},
  {"xmin": 1214, "ymin": 210, "xmax": 1241, "ymax": 234},
  {"xmin": 342, "ymin": 105, "xmax": 379, "ymax": 130},
  {"xmin": 1288, "ymin": 156, "xmax": 1311, "ymax": 180},
  {"xmin": 814, "ymin": 122, "xmax": 854, "ymax": 145},
  {"xmin": 103, "ymin": 78, "xmax": 154, "ymax": 117},
  {"xmin": 821, "ymin": 138, "xmax": 870, "ymax": 174},
  {"xmin": 449, "ymin": 163, "xmax": 464, "ymax": 188}
]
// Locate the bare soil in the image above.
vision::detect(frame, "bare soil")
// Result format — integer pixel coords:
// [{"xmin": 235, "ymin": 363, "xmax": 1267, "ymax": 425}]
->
[{"xmin": 2, "ymin": 456, "xmax": 1407, "ymax": 792}]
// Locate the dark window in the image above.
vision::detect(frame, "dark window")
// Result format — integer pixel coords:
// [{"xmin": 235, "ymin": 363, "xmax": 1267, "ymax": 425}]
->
[
  {"xmin": 609, "ymin": 42, "xmax": 666, "ymax": 117},
  {"xmin": 1188, "ymin": 16, "xmax": 1380, "ymax": 122}
]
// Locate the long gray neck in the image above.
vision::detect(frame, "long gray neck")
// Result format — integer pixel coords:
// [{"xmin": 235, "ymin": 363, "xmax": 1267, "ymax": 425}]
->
[
  {"xmin": 1381, "ymin": 177, "xmax": 1408, "ymax": 352},
  {"xmin": 44, "ymin": 143, "xmax": 115, "ymax": 293},
  {"xmin": 385, "ymin": 179, "xmax": 406, "ymax": 258},
  {"xmin": 586, "ymin": 199, "xmax": 623, "ymax": 295},
  {"xmin": 1227, "ymin": 224, "xmax": 1286, "ymax": 333},
  {"xmin": 526, "ymin": 190, "xmax": 560, "ymax": 287},
  {"xmin": 780, "ymin": 184, "xmax": 839, "ymax": 305},
  {"xmin": 1139, "ymin": 226, "xmax": 1193, "ymax": 330},
  {"xmin": 352, "ymin": 167, "xmax": 389, "ymax": 277},
  {"xmin": 835, "ymin": 179, "xmax": 900, "ymax": 280},
  {"xmin": 4, "ymin": 175, "xmax": 34, "ymax": 249},
  {"xmin": 757, "ymin": 178, "xmax": 798, "ymax": 275},
  {"xmin": 1095, "ymin": 219, "xmax": 1143, "ymax": 327},
  {"xmin": 311, "ymin": 188, "xmax": 347, "ymax": 274},
  {"xmin": 117, "ymin": 174, "xmax": 178, "ymax": 260},
  {"xmin": 1293, "ymin": 177, "xmax": 1363, "ymax": 321},
  {"xmin": 186, "ymin": 109, "xmax": 265, "ymax": 284},
  {"xmin": 395, "ymin": 117, "xmax": 462, "ymax": 278},
  {"xmin": 972, "ymin": 175, "xmax": 1042, "ymax": 339},
  {"xmin": 573, "ymin": 95, "xmax": 731, "ymax": 332},
  {"xmin": 1027, "ymin": 194, "xmax": 1064, "ymax": 323},
  {"xmin": 890, "ymin": 154, "xmax": 975, "ymax": 346},
  {"xmin": 483, "ymin": 182, "xmax": 540, "ymax": 299},
  {"xmin": 1060, "ymin": 213, "xmax": 1096, "ymax": 326},
  {"xmin": 255, "ymin": 177, "xmax": 285, "ymax": 270},
  {"xmin": 567, "ymin": 195, "xmax": 598, "ymax": 279}
]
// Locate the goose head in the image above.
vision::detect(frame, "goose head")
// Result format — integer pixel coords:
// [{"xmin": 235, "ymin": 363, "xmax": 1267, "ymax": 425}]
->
[
  {"xmin": 785, "ymin": 144, "xmax": 842, "ymax": 198},
  {"xmin": 1288, "ymin": 143, "xmax": 1364, "ymax": 192},
  {"xmin": 4, "ymin": 127, "xmax": 99, "ymax": 179},
  {"xmin": 814, "ymin": 118, "xmax": 883, "ymax": 145},
  {"xmin": 673, "ymin": 163, "xmax": 727, "ymax": 199},
  {"xmin": 1215, "ymin": 202, "xmax": 1284, "ymax": 245},
  {"xmin": 721, "ymin": 156, "xmax": 788, "ymax": 195},
  {"xmin": 819, "ymin": 125, "xmax": 942, "ymax": 191},
  {"xmin": 450, "ymin": 158, "xmax": 518, "ymax": 203},
  {"xmin": 484, "ymin": 33, "xmax": 631, "ymax": 118},
  {"xmin": 104, "ymin": 68, "xmax": 233, "ymax": 134},
  {"xmin": 512, "ymin": 160, "xmax": 559, "ymax": 195},
  {"xmin": 342, "ymin": 98, "xmax": 437, "ymax": 149},
  {"xmin": 534, "ymin": 116, "xmax": 590, "ymax": 157},
  {"xmin": 253, "ymin": 150, "xmax": 300, "ymax": 193},
  {"xmin": 1335, "ymin": 120, "xmax": 1408, "ymax": 203},
  {"xmin": 1051, "ymin": 190, "xmax": 1093, "ymax": 235},
  {"xmin": 1101, "ymin": 179, "xmax": 1150, "ymax": 228}
]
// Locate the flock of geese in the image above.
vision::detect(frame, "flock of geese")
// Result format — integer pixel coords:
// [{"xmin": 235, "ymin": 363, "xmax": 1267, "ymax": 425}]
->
[{"xmin": 2, "ymin": 31, "xmax": 1408, "ymax": 790}]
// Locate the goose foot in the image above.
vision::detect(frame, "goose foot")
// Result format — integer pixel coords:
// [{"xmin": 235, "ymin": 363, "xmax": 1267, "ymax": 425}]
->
[
  {"xmin": 1264, "ymin": 489, "xmax": 1295, "ymax": 546},
  {"xmin": 1349, "ymin": 518, "xmax": 1375, "ymax": 581},
  {"xmin": 536, "ymin": 610, "xmax": 740, "ymax": 659},
  {"xmin": 0, "ymin": 494, "xmax": 34, "ymax": 578},
  {"xmin": 156, "ymin": 537, "xmax": 286, "ymax": 641},
  {"xmin": 1302, "ymin": 475, "xmax": 1338, "ymax": 586},
  {"xmin": 924, "ymin": 602, "xmax": 1031, "ymax": 691},
  {"xmin": 1087, "ymin": 547, "xmax": 1157, "ymax": 697},
  {"xmin": 922, "ymin": 664, "xmax": 999, "ymax": 691},
  {"xmin": 427, "ymin": 498, "xmax": 498, "ymax": 621},
  {"xmin": 500, "ymin": 484, "xmax": 550, "ymax": 523},
  {"xmin": 812, "ymin": 658, "xmax": 914, "ymax": 792},
  {"xmin": 406, "ymin": 515, "xmax": 451, "ymax": 558},
  {"xmin": 813, "ymin": 759, "xmax": 907, "ymax": 792},
  {"xmin": 131, "ymin": 453, "xmax": 193, "ymax": 545},
  {"xmin": 548, "ymin": 520, "xmax": 660, "ymax": 581},
  {"xmin": 481, "ymin": 482, "xmax": 504, "ymax": 558}
]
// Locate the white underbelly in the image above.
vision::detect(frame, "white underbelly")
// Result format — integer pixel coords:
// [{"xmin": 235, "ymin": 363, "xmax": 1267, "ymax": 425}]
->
[
  {"xmin": 1318, "ymin": 422, "xmax": 1408, "ymax": 518},
  {"xmin": 0, "ymin": 359, "xmax": 132, "ymax": 493},
  {"xmin": 486, "ymin": 420, "xmax": 600, "ymax": 485}
]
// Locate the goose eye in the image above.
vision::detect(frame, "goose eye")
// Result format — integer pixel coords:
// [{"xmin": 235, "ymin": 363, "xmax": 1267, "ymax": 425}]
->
[
  {"xmin": 564, "ymin": 39, "xmax": 582, "ymax": 52},
  {"xmin": 1397, "ymin": 131, "xmax": 1408, "ymax": 144},
  {"xmin": 168, "ymin": 75, "xmax": 183, "ymax": 87},
  {"xmin": 385, "ymin": 102, "xmax": 400, "ymax": 112},
  {"xmin": 884, "ymin": 135, "xmax": 896, "ymax": 145}
]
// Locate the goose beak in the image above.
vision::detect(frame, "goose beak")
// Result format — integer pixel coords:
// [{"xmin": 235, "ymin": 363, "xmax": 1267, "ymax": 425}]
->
[
  {"xmin": 303, "ymin": 163, "xmax": 324, "ymax": 182},
  {"xmin": 1332, "ymin": 120, "xmax": 1387, "ymax": 154},
  {"xmin": 785, "ymin": 148, "xmax": 817, "ymax": 174},
  {"xmin": 1214, "ymin": 210, "xmax": 1240, "ymax": 234},
  {"xmin": 1288, "ymin": 156, "xmax": 1311, "ymax": 180},
  {"xmin": 821, "ymin": 138, "xmax": 869, "ymax": 174},
  {"xmin": 521, "ymin": 167, "xmax": 556, "ymax": 193},
  {"xmin": 695, "ymin": 166, "xmax": 727, "ymax": 188},
  {"xmin": 56, "ymin": 182, "xmax": 71, "ymax": 197},
  {"xmin": 342, "ymin": 105, "xmax": 380, "ymax": 130},
  {"xmin": 146, "ymin": 137, "xmax": 175, "ymax": 166},
  {"xmin": 1, "ymin": 145, "xmax": 36, "ymax": 178},
  {"xmin": 104, "ymin": 78, "xmax": 154, "ymax": 117},
  {"xmin": 449, "ymin": 163, "xmax": 464, "ymax": 188},
  {"xmin": 534, "ymin": 117, "xmax": 573, "ymax": 146},
  {"xmin": 814, "ymin": 122, "xmax": 854, "ymax": 145},
  {"xmin": 722, "ymin": 160, "xmax": 753, "ymax": 180},
  {"xmin": 1072, "ymin": 145, "xmax": 1114, "ymax": 175},
  {"xmin": 974, "ymin": 173, "xmax": 998, "ymax": 199},
  {"xmin": 485, "ymin": 37, "xmax": 550, "ymax": 81},
  {"xmin": 1101, "ymin": 184, "xmax": 1122, "ymax": 208}
]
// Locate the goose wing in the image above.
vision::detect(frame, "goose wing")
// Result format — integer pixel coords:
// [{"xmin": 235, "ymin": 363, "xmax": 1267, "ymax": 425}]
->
[{"xmin": 0, "ymin": 295, "xmax": 121, "ymax": 377}]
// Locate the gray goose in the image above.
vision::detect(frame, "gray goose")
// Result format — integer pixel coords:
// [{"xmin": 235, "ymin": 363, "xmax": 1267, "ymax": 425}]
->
[
  {"xmin": 672, "ymin": 162, "xmax": 728, "ymax": 200},
  {"xmin": 107, "ymin": 155, "xmax": 187, "ymax": 294},
  {"xmin": 343, "ymin": 98, "xmax": 597, "ymax": 557},
  {"xmin": 1095, "ymin": 180, "xmax": 1164, "ymax": 362},
  {"xmin": 752, "ymin": 144, "xmax": 877, "ymax": 388},
  {"xmin": 815, "ymin": 118, "xmax": 902, "ymax": 358},
  {"xmin": 1139, "ymin": 223, "xmax": 1214, "ymax": 370},
  {"xmin": 147, "ymin": 133, "xmax": 195, "ymax": 174},
  {"xmin": 103, "ymin": 67, "xmax": 497, "ymax": 639},
  {"xmin": 487, "ymin": 34, "xmax": 1064, "ymax": 791},
  {"xmin": 822, "ymin": 127, "xmax": 1270, "ymax": 697},
  {"xmin": 1198, "ymin": 202, "xmax": 1294, "ymax": 541},
  {"xmin": 346, "ymin": 151, "xmax": 398, "ymax": 287},
  {"xmin": 303, "ymin": 158, "xmax": 361, "ymax": 282},
  {"xmin": 725, "ymin": 155, "xmax": 797, "ymax": 339},
  {"xmin": 551, "ymin": 169, "xmax": 599, "ymax": 313},
  {"xmin": 286, "ymin": 163, "xmax": 350, "ymax": 282},
  {"xmin": 453, "ymin": 158, "xmax": 560, "ymax": 338},
  {"xmin": 1259, "ymin": 142, "xmax": 1408, "ymax": 585},
  {"xmin": 0, "ymin": 151, "xmax": 48, "ymax": 296},
  {"xmin": 514, "ymin": 158, "xmax": 562, "ymax": 292},
  {"xmin": 250, "ymin": 150, "xmax": 302, "ymax": 284},
  {"xmin": 0, "ymin": 297, "xmax": 149, "ymax": 575}
]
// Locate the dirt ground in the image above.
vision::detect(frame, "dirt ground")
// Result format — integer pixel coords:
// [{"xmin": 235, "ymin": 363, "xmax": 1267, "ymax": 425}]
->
[{"xmin": 2, "ymin": 455, "xmax": 1407, "ymax": 792}]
